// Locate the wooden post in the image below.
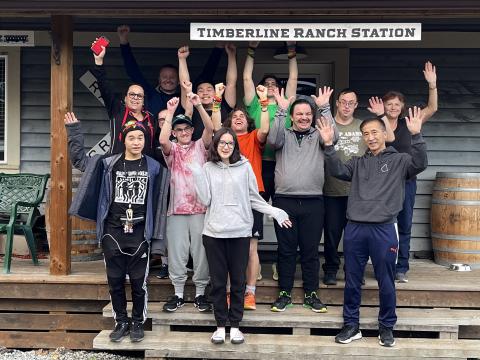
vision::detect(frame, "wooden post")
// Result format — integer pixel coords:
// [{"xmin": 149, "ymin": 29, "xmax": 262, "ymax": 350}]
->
[{"xmin": 49, "ymin": 15, "xmax": 72, "ymax": 275}]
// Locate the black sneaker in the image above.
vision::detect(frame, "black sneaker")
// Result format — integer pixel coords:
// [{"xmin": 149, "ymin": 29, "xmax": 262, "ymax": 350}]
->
[
  {"xmin": 130, "ymin": 322, "xmax": 144, "ymax": 342},
  {"xmin": 194, "ymin": 295, "xmax": 212, "ymax": 312},
  {"xmin": 109, "ymin": 322, "xmax": 130, "ymax": 342},
  {"xmin": 323, "ymin": 272, "xmax": 337, "ymax": 285},
  {"xmin": 395, "ymin": 272, "xmax": 408, "ymax": 283},
  {"xmin": 335, "ymin": 324, "xmax": 362, "ymax": 344},
  {"xmin": 303, "ymin": 291, "xmax": 327, "ymax": 313},
  {"xmin": 378, "ymin": 325, "xmax": 396, "ymax": 347},
  {"xmin": 163, "ymin": 295, "xmax": 185, "ymax": 312},
  {"xmin": 156, "ymin": 264, "xmax": 169, "ymax": 279},
  {"xmin": 271, "ymin": 291, "xmax": 293, "ymax": 312}
]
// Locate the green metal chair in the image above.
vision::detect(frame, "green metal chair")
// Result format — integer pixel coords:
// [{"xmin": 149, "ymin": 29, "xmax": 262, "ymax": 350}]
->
[{"xmin": 0, "ymin": 173, "xmax": 50, "ymax": 273}]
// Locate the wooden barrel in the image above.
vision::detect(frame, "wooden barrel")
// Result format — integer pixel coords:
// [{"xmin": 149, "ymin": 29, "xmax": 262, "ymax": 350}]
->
[{"xmin": 431, "ymin": 172, "xmax": 480, "ymax": 269}]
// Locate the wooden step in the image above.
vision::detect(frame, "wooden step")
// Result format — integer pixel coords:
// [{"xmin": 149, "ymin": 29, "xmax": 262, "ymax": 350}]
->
[
  {"xmin": 103, "ymin": 303, "xmax": 480, "ymax": 339},
  {"xmin": 93, "ymin": 331, "xmax": 480, "ymax": 359}
]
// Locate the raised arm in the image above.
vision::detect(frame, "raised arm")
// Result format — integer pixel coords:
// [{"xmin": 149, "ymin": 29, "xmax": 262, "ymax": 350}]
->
[
  {"xmin": 285, "ymin": 41, "xmax": 298, "ymax": 98},
  {"xmin": 405, "ymin": 106, "xmax": 428, "ymax": 177},
  {"xmin": 267, "ymin": 88, "xmax": 294, "ymax": 149},
  {"xmin": 188, "ymin": 92, "xmax": 214, "ymax": 148},
  {"xmin": 317, "ymin": 117, "xmax": 355, "ymax": 181},
  {"xmin": 64, "ymin": 112, "xmax": 90, "ymax": 172},
  {"xmin": 311, "ymin": 86, "xmax": 339, "ymax": 144},
  {"xmin": 256, "ymin": 85, "xmax": 269, "ymax": 143},
  {"xmin": 178, "ymin": 45, "xmax": 191, "ymax": 110},
  {"xmin": 422, "ymin": 61, "xmax": 438, "ymax": 123},
  {"xmin": 224, "ymin": 42, "xmax": 237, "ymax": 108},
  {"xmin": 180, "ymin": 80, "xmax": 193, "ymax": 118},
  {"xmin": 211, "ymin": 83, "xmax": 225, "ymax": 131},
  {"xmin": 159, "ymin": 97, "xmax": 180, "ymax": 156},
  {"xmin": 367, "ymin": 96, "xmax": 395, "ymax": 142},
  {"xmin": 91, "ymin": 44, "xmax": 117, "ymax": 116},
  {"xmin": 243, "ymin": 41, "xmax": 259, "ymax": 106}
]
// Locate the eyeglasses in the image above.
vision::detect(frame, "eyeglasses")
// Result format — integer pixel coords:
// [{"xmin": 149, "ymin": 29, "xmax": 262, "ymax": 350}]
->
[
  {"xmin": 218, "ymin": 140, "xmax": 235, "ymax": 148},
  {"xmin": 338, "ymin": 100, "xmax": 357, "ymax": 108},
  {"xmin": 174, "ymin": 126, "xmax": 192, "ymax": 134},
  {"xmin": 127, "ymin": 92, "xmax": 144, "ymax": 100}
]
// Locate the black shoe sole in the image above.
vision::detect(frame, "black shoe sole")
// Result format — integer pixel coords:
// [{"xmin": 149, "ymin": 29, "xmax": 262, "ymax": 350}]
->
[{"xmin": 110, "ymin": 332, "xmax": 129, "ymax": 342}]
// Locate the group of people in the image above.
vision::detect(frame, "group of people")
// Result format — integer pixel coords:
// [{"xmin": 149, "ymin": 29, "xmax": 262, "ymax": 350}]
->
[{"xmin": 65, "ymin": 25, "xmax": 436, "ymax": 347}]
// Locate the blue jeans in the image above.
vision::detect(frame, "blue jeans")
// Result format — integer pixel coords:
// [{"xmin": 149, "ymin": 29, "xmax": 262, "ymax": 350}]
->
[{"xmin": 395, "ymin": 178, "xmax": 416, "ymax": 274}]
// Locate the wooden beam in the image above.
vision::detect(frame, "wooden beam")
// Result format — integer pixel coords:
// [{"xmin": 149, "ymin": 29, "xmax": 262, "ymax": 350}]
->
[{"xmin": 49, "ymin": 15, "xmax": 73, "ymax": 275}]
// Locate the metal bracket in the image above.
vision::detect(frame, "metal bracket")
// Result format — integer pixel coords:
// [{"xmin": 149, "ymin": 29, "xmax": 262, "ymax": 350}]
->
[{"xmin": 50, "ymin": 31, "xmax": 61, "ymax": 65}]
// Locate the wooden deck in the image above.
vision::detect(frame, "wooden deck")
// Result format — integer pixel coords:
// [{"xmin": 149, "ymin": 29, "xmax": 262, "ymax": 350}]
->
[{"xmin": 0, "ymin": 256, "xmax": 480, "ymax": 351}]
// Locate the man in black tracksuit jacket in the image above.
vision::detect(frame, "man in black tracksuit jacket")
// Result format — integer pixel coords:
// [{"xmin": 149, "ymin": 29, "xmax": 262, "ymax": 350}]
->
[{"xmin": 318, "ymin": 107, "xmax": 428, "ymax": 348}]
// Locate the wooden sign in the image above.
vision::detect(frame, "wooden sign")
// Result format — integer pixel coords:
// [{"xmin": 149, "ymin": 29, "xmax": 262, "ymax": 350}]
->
[{"xmin": 0, "ymin": 31, "xmax": 34, "ymax": 46}]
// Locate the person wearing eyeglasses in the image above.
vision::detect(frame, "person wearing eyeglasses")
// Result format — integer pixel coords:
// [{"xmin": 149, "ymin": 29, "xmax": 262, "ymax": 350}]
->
[
  {"xmin": 322, "ymin": 89, "xmax": 394, "ymax": 285},
  {"xmin": 189, "ymin": 127, "xmax": 291, "ymax": 345},
  {"xmin": 92, "ymin": 44, "xmax": 157, "ymax": 158},
  {"xmin": 159, "ymin": 94, "xmax": 214, "ymax": 313}
]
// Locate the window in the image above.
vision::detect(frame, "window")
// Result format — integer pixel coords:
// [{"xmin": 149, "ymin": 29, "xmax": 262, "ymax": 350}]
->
[{"xmin": 0, "ymin": 55, "xmax": 6, "ymax": 163}]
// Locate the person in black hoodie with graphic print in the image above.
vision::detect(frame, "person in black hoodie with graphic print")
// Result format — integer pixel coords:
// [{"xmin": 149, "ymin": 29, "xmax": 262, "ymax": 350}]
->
[
  {"xmin": 318, "ymin": 107, "xmax": 428, "ymax": 348},
  {"xmin": 91, "ymin": 43, "xmax": 157, "ymax": 158}
]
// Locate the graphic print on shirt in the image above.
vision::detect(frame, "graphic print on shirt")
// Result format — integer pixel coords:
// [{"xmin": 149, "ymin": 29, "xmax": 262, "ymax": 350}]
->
[
  {"xmin": 334, "ymin": 130, "xmax": 363, "ymax": 156},
  {"xmin": 114, "ymin": 170, "xmax": 149, "ymax": 205}
]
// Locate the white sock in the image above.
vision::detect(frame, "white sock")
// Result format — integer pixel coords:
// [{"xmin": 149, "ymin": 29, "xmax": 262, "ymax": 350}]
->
[
  {"xmin": 175, "ymin": 293, "xmax": 184, "ymax": 299},
  {"xmin": 246, "ymin": 285, "xmax": 256, "ymax": 295},
  {"xmin": 196, "ymin": 289, "xmax": 205, "ymax": 298}
]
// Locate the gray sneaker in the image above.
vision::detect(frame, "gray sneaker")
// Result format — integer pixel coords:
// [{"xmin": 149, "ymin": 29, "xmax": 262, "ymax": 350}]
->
[{"xmin": 395, "ymin": 272, "xmax": 408, "ymax": 283}]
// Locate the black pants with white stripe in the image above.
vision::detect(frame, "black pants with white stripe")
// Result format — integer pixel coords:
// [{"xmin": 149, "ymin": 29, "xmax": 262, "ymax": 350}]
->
[{"xmin": 102, "ymin": 237, "xmax": 150, "ymax": 325}]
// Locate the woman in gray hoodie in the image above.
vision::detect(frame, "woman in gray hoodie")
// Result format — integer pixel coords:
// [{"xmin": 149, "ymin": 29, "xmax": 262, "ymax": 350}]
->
[{"xmin": 191, "ymin": 127, "xmax": 291, "ymax": 345}]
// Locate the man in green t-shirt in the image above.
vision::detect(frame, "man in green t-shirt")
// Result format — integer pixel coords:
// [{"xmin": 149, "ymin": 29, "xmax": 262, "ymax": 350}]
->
[{"xmin": 243, "ymin": 41, "xmax": 298, "ymax": 282}]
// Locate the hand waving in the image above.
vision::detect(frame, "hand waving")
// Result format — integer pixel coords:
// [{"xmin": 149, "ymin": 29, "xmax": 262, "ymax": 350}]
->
[
  {"xmin": 311, "ymin": 86, "xmax": 334, "ymax": 108},
  {"xmin": 367, "ymin": 96, "xmax": 385, "ymax": 116},
  {"xmin": 273, "ymin": 88, "xmax": 294, "ymax": 110},
  {"xmin": 315, "ymin": 116, "xmax": 335, "ymax": 145},
  {"xmin": 405, "ymin": 106, "xmax": 424, "ymax": 135}
]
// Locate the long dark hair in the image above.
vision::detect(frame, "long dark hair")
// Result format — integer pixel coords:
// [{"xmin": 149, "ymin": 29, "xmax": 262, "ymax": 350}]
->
[
  {"xmin": 224, "ymin": 107, "xmax": 256, "ymax": 133},
  {"xmin": 208, "ymin": 127, "xmax": 242, "ymax": 164}
]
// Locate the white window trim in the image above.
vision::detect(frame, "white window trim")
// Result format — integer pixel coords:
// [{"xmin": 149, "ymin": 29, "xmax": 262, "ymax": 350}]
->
[
  {"xmin": 0, "ymin": 54, "xmax": 8, "ymax": 165},
  {"xmin": 0, "ymin": 48, "xmax": 20, "ymax": 173}
]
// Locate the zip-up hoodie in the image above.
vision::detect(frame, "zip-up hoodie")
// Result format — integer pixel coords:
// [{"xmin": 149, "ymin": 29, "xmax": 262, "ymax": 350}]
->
[
  {"xmin": 324, "ymin": 133, "xmax": 428, "ymax": 223},
  {"xmin": 267, "ymin": 105, "xmax": 338, "ymax": 196},
  {"xmin": 191, "ymin": 157, "xmax": 289, "ymax": 238}
]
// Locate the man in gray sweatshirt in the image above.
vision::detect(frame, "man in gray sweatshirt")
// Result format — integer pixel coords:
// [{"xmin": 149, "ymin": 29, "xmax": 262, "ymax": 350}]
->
[
  {"xmin": 267, "ymin": 86, "xmax": 337, "ymax": 313},
  {"xmin": 318, "ymin": 107, "xmax": 428, "ymax": 347}
]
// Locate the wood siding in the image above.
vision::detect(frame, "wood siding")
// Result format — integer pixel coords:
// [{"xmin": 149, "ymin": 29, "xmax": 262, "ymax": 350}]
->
[{"xmin": 350, "ymin": 48, "xmax": 480, "ymax": 253}]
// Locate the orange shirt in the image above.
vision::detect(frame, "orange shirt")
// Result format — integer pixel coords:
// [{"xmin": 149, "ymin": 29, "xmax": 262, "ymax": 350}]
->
[{"xmin": 237, "ymin": 129, "xmax": 264, "ymax": 193}]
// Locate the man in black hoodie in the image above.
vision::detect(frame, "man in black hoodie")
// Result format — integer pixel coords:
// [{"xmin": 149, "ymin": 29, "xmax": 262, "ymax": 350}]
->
[{"xmin": 318, "ymin": 106, "xmax": 428, "ymax": 348}]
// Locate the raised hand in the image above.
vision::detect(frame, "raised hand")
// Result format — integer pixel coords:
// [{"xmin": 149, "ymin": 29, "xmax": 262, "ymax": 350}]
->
[
  {"xmin": 273, "ymin": 88, "xmax": 294, "ymax": 110},
  {"xmin": 178, "ymin": 45, "xmax": 190, "ymax": 59},
  {"xmin": 367, "ymin": 96, "xmax": 385, "ymax": 116},
  {"xmin": 311, "ymin": 86, "xmax": 334, "ymax": 108},
  {"xmin": 405, "ymin": 106, "xmax": 424, "ymax": 135},
  {"xmin": 117, "ymin": 25, "xmax": 130, "ymax": 44},
  {"xmin": 180, "ymin": 80, "xmax": 193, "ymax": 94},
  {"xmin": 315, "ymin": 116, "xmax": 335, "ymax": 145},
  {"xmin": 225, "ymin": 42, "xmax": 236, "ymax": 57},
  {"xmin": 256, "ymin": 85, "xmax": 268, "ymax": 101},
  {"xmin": 92, "ymin": 38, "xmax": 106, "ymax": 64},
  {"xmin": 215, "ymin": 83, "xmax": 225, "ymax": 98},
  {"xmin": 248, "ymin": 41, "xmax": 260, "ymax": 49},
  {"xmin": 187, "ymin": 92, "xmax": 201, "ymax": 107},
  {"xmin": 423, "ymin": 61, "xmax": 437, "ymax": 86},
  {"xmin": 64, "ymin": 112, "xmax": 79, "ymax": 124},
  {"xmin": 166, "ymin": 97, "xmax": 180, "ymax": 113}
]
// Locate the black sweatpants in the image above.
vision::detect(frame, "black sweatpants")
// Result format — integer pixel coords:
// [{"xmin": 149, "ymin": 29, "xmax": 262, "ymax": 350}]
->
[
  {"xmin": 273, "ymin": 196, "xmax": 324, "ymax": 294},
  {"xmin": 202, "ymin": 235, "xmax": 250, "ymax": 327},
  {"xmin": 102, "ymin": 236, "xmax": 150, "ymax": 325},
  {"xmin": 323, "ymin": 195, "xmax": 348, "ymax": 275}
]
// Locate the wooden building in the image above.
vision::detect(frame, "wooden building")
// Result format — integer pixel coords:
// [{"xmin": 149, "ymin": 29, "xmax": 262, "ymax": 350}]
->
[{"xmin": 0, "ymin": 1, "xmax": 480, "ymax": 354}]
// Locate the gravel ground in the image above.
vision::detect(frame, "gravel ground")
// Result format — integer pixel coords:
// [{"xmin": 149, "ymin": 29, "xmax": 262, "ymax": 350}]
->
[{"xmin": 0, "ymin": 348, "xmax": 142, "ymax": 360}]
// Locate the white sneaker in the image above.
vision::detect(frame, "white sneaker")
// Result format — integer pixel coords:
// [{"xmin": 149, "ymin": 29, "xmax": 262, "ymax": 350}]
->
[
  {"xmin": 211, "ymin": 327, "xmax": 225, "ymax": 344},
  {"xmin": 230, "ymin": 327, "xmax": 244, "ymax": 344}
]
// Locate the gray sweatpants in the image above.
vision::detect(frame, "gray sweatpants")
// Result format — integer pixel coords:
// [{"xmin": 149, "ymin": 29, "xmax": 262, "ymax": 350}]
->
[{"xmin": 167, "ymin": 214, "xmax": 209, "ymax": 295}]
